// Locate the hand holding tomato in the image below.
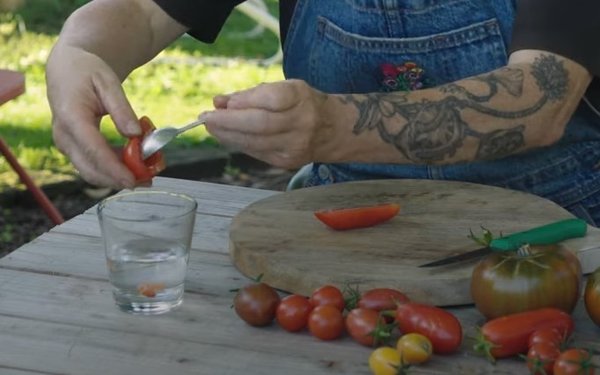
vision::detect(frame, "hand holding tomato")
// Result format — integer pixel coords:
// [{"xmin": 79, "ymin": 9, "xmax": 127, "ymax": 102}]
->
[{"xmin": 122, "ymin": 116, "xmax": 166, "ymax": 184}]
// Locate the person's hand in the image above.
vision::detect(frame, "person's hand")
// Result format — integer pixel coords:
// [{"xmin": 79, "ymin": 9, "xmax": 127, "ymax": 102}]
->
[
  {"xmin": 47, "ymin": 45, "xmax": 140, "ymax": 189},
  {"xmin": 204, "ymin": 79, "xmax": 335, "ymax": 169}
]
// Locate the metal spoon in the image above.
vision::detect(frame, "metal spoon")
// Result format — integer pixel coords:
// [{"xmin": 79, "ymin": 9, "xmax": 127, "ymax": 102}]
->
[{"xmin": 141, "ymin": 119, "xmax": 206, "ymax": 159}]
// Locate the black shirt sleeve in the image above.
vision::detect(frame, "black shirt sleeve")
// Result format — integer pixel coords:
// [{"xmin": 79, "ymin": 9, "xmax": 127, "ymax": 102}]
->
[
  {"xmin": 152, "ymin": 0, "xmax": 245, "ymax": 43},
  {"xmin": 510, "ymin": 0, "xmax": 600, "ymax": 77}
]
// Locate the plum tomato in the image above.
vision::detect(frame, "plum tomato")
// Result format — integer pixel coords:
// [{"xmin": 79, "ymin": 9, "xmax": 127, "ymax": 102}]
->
[
  {"xmin": 471, "ymin": 244, "xmax": 581, "ymax": 320},
  {"xmin": 584, "ymin": 266, "xmax": 600, "ymax": 327},
  {"xmin": 309, "ymin": 285, "xmax": 345, "ymax": 311},
  {"xmin": 358, "ymin": 288, "xmax": 410, "ymax": 312},
  {"xmin": 395, "ymin": 333, "xmax": 433, "ymax": 365},
  {"xmin": 233, "ymin": 282, "xmax": 280, "ymax": 327},
  {"xmin": 276, "ymin": 294, "xmax": 313, "ymax": 332},
  {"xmin": 308, "ymin": 305, "xmax": 344, "ymax": 340}
]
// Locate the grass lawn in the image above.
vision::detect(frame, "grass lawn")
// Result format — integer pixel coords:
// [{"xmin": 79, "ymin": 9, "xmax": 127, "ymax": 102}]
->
[{"xmin": 0, "ymin": 0, "xmax": 284, "ymax": 189}]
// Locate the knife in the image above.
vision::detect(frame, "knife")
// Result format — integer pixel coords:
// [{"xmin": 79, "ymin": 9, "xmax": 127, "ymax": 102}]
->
[{"xmin": 419, "ymin": 218, "xmax": 588, "ymax": 267}]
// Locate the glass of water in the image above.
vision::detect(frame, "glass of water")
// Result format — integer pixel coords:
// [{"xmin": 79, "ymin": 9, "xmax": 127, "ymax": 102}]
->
[{"xmin": 97, "ymin": 190, "xmax": 197, "ymax": 315}]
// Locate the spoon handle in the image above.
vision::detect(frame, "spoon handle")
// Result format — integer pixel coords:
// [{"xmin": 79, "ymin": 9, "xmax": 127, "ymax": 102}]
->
[{"xmin": 177, "ymin": 118, "xmax": 206, "ymax": 134}]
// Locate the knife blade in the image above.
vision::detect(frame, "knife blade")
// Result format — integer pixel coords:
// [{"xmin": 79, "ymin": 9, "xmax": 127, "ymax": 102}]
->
[{"xmin": 419, "ymin": 218, "xmax": 588, "ymax": 267}]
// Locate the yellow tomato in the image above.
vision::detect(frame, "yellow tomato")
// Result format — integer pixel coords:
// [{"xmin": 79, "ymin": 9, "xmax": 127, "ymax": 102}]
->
[
  {"xmin": 396, "ymin": 333, "xmax": 433, "ymax": 365},
  {"xmin": 369, "ymin": 347, "xmax": 401, "ymax": 375}
]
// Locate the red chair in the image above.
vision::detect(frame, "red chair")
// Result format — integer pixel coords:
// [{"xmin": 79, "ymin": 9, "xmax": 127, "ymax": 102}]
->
[{"xmin": 0, "ymin": 69, "xmax": 64, "ymax": 225}]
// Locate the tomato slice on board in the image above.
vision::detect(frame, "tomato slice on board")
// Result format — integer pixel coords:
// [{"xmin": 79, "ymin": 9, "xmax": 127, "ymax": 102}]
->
[
  {"xmin": 122, "ymin": 116, "xmax": 166, "ymax": 184},
  {"xmin": 314, "ymin": 203, "xmax": 400, "ymax": 231}
]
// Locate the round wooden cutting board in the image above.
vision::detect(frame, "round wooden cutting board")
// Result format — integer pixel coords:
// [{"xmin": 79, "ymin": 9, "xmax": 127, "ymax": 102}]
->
[{"xmin": 229, "ymin": 179, "xmax": 579, "ymax": 306}]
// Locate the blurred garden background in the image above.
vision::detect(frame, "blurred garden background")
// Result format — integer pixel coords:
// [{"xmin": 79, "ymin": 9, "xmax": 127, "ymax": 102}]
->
[{"xmin": 0, "ymin": 0, "xmax": 287, "ymax": 253}]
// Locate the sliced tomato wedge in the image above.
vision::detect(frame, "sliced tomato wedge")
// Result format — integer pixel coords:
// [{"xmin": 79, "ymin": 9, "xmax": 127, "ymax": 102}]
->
[
  {"xmin": 122, "ymin": 116, "xmax": 166, "ymax": 184},
  {"xmin": 314, "ymin": 203, "xmax": 400, "ymax": 231}
]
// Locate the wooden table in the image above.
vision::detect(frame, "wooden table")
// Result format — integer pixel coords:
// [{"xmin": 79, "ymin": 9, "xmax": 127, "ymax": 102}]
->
[{"xmin": 0, "ymin": 177, "xmax": 598, "ymax": 374}]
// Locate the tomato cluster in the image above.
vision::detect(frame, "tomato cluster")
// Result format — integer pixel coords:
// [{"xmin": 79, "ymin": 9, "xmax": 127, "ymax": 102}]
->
[{"xmin": 232, "ymin": 281, "xmax": 464, "ymax": 374}]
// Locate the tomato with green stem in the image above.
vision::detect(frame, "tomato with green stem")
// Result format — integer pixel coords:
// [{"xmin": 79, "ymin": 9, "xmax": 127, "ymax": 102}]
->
[
  {"xmin": 395, "ymin": 302, "xmax": 462, "ymax": 354},
  {"xmin": 474, "ymin": 308, "xmax": 574, "ymax": 362},
  {"xmin": 345, "ymin": 308, "xmax": 392, "ymax": 347},
  {"xmin": 122, "ymin": 116, "xmax": 165, "ymax": 184},
  {"xmin": 314, "ymin": 203, "xmax": 400, "ymax": 231},
  {"xmin": 369, "ymin": 347, "xmax": 407, "ymax": 375},
  {"xmin": 471, "ymin": 244, "xmax": 581, "ymax": 320},
  {"xmin": 585, "ymin": 266, "xmax": 600, "ymax": 327},
  {"xmin": 276, "ymin": 294, "xmax": 312, "ymax": 332},
  {"xmin": 527, "ymin": 342, "xmax": 562, "ymax": 375},
  {"xmin": 308, "ymin": 305, "xmax": 345, "ymax": 340}
]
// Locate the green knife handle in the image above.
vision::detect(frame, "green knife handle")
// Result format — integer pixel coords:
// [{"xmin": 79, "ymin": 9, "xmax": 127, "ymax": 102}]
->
[{"xmin": 489, "ymin": 218, "xmax": 588, "ymax": 251}]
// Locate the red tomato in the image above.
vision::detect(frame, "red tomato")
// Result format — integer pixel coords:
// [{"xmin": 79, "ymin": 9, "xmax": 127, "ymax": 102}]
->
[
  {"xmin": 314, "ymin": 203, "xmax": 400, "ymax": 231},
  {"xmin": 358, "ymin": 288, "xmax": 410, "ymax": 312},
  {"xmin": 309, "ymin": 285, "xmax": 345, "ymax": 311},
  {"xmin": 471, "ymin": 244, "xmax": 581, "ymax": 320},
  {"xmin": 122, "ymin": 116, "xmax": 166, "ymax": 183},
  {"xmin": 345, "ymin": 308, "xmax": 385, "ymax": 347},
  {"xmin": 527, "ymin": 342, "xmax": 561, "ymax": 375},
  {"xmin": 276, "ymin": 294, "xmax": 313, "ymax": 332},
  {"xmin": 528, "ymin": 327, "xmax": 566, "ymax": 348},
  {"xmin": 308, "ymin": 305, "xmax": 345, "ymax": 340},
  {"xmin": 584, "ymin": 266, "xmax": 600, "ymax": 327},
  {"xmin": 474, "ymin": 308, "xmax": 574, "ymax": 361},
  {"xmin": 233, "ymin": 282, "xmax": 280, "ymax": 327},
  {"xmin": 554, "ymin": 349, "xmax": 595, "ymax": 375},
  {"xmin": 395, "ymin": 302, "xmax": 462, "ymax": 354}
]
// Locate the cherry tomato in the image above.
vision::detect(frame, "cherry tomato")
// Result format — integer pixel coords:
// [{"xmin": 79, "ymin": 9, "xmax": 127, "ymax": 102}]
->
[
  {"xmin": 584, "ymin": 266, "xmax": 600, "ymax": 327},
  {"xmin": 395, "ymin": 302, "xmax": 462, "ymax": 354},
  {"xmin": 368, "ymin": 347, "xmax": 401, "ymax": 375},
  {"xmin": 528, "ymin": 327, "xmax": 566, "ymax": 348},
  {"xmin": 276, "ymin": 294, "xmax": 312, "ymax": 332},
  {"xmin": 345, "ymin": 308, "xmax": 386, "ymax": 347},
  {"xmin": 471, "ymin": 244, "xmax": 581, "ymax": 319},
  {"xmin": 309, "ymin": 285, "xmax": 345, "ymax": 311},
  {"xmin": 358, "ymin": 288, "xmax": 410, "ymax": 312},
  {"xmin": 527, "ymin": 342, "xmax": 561, "ymax": 375},
  {"xmin": 122, "ymin": 116, "xmax": 166, "ymax": 184},
  {"xmin": 314, "ymin": 203, "xmax": 400, "ymax": 231},
  {"xmin": 474, "ymin": 308, "xmax": 574, "ymax": 361},
  {"xmin": 308, "ymin": 305, "xmax": 344, "ymax": 340},
  {"xmin": 396, "ymin": 333, "xmax": 433, "ymax": 365},
  {"xmin": 233, "ymin": 282, "xmax": 280, "ymax": 327},
  {"xmin": 554, "ymin": 349, "xmax": 595, "ymax": 375}
]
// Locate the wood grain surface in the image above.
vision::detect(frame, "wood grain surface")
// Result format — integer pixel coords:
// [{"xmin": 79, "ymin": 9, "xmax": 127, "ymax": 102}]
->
[{"xmin": 230, "ymin": 179, "xmax": 600, "ymax": 306}]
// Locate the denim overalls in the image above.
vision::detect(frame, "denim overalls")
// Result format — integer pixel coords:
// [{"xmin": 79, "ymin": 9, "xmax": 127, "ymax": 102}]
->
[{"xmin": 283, "ymin": 0, "xmax": 600, "ymax": 226}]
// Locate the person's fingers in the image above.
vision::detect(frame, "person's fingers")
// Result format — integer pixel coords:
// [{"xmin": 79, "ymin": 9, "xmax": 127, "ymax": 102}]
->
[
  {"xmin": 91, "ymin": 72, "xmax": 140, "ymax": 137},
  {"xmin": 203, "ymin": 108, "xmax": 285, "ymax": 135},
  {"xmin": 53, "ymin": 110, "xmax": 135, "ymax": 188},
  {"xmin": 213, "ymin": 94, "xmax": 230, "ymax": 109},
  {"xmin": 225, "ymin": 81, "xmax": 299, "ymax": 112}
]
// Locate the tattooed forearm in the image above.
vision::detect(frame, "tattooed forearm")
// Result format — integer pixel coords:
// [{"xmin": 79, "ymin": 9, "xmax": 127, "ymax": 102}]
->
[{"xmin": 340, "ymin": 54, "xmax": 569, "ymax": 163}]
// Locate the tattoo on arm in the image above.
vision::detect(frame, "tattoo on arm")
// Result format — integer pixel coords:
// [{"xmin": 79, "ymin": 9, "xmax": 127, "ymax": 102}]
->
[{"xmin": 340, "ymin": 54, "xmax": 569, "ymax": 162}]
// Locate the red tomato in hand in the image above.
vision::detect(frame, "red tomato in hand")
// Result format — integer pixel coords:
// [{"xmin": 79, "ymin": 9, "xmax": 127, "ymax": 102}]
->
[
  {"xmin": 395, "ymin": 302, "xmax": 462, "ymax": 354},
  {"xmin": 345, "ymin": 308, "xmax": 385, "ymax": 347},
  {"xmin": 276, "ymin": 294, "xmax": 312, "ymax": 332},
  {"xmin": 308, "ymin": 305, "xmax": 344, "ymax": 340},
  {"xmin": 122, "ymin": 116, "xmax": 166, "ymax": 183},
  {"xmin": 527, "ymin": 342, "xmax": 561, "ymax": 375},
  {"xmin": 314, "ymin": 203, "xmax": 400, "ymax": 231},
  {"xmin": 584, "ymin": 266, "xmax": 600, "ymax": 327},
  {"xmin": 309, "ymin": 285, "xmax": 345, "ymax": 311},
  {"xmin": 233, "ymin": 282, "xmax": 280, "ymax": 327},
  {"xmin": 471, "ymin": 244, "xmax": 581, "ymax": 319},
  {"xmin": 358, "ymin": 288, "xmax": 410, "ymax": 312},
  {"xmin": 553, "ymin": 349, "xmax": 595, "ymax": 375}
]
